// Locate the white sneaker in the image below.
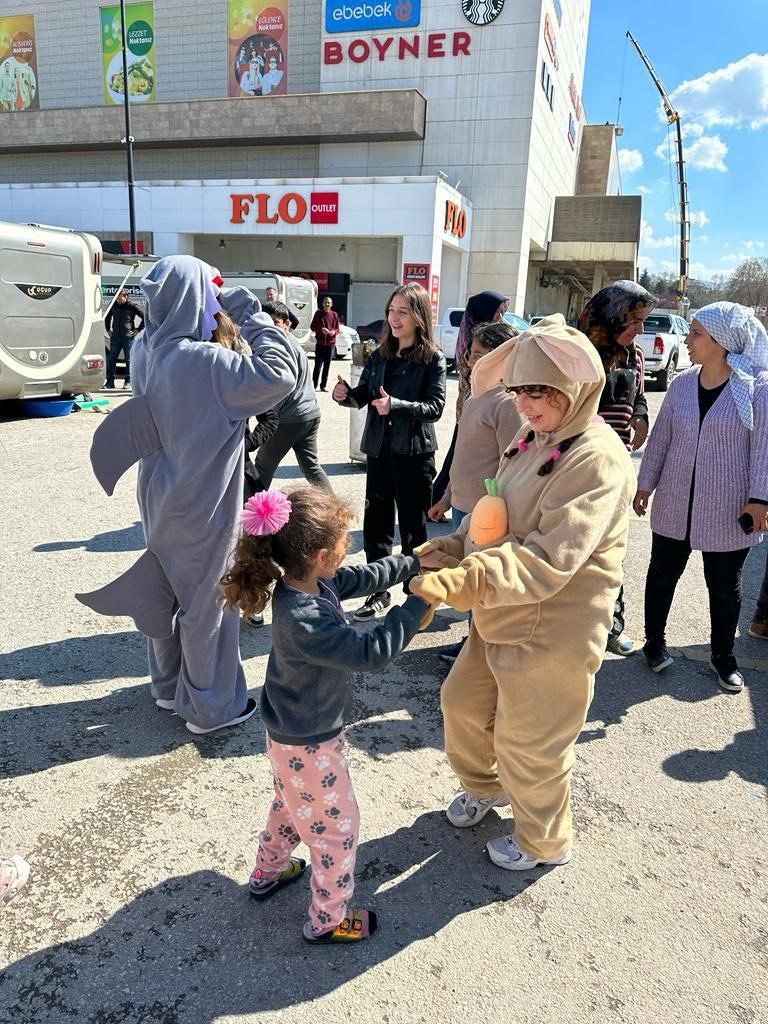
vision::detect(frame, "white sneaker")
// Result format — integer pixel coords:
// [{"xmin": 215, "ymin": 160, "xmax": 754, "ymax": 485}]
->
[
  {"xmin": 486, "ymin": 834, "xmax": 571, "ymax": 871},
  {"xmin": 186, "ymin": 697, "xmax": 257, "ymax": 735},
  {"xmin": 155, "ymin": 698, "xmax": 175, "ymax": 711},
  {"xmin": 446, "ymin": 791, "xmax": 510, "ymax": 827},
  {"xmin": 606, "ymin": 632, "xmax": 636, "ymax": 656}
]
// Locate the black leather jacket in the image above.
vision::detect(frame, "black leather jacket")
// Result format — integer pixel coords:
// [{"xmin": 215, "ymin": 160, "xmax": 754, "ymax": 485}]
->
[{"xmin": 342, "ymin": 349, "xmax": 446, "ymax": 457}]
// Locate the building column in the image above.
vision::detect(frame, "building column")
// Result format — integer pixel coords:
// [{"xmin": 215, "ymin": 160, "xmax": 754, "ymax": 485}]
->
[
  {"xmin": 153, "ymin": 233, "xmax": 195, "ymax": 257},
  {"xmin": 592, "ymin": 265, "xmax": 605, "ymax": 293}
]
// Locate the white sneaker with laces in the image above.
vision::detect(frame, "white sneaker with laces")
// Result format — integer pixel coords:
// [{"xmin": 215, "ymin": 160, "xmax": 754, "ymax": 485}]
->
[
  {"xmin": 446, "ymin": 791, "xmax": 510, "ymax": 828},
  {"xmin": 486, "ymin": 834, "xmax": 571, "ymax": 871}
]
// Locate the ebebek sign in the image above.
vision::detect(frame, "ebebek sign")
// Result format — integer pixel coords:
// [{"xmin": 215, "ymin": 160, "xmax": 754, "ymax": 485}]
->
[{"xmin": 325, "ymin": 0, "xmax": 421, "ymax": 33}]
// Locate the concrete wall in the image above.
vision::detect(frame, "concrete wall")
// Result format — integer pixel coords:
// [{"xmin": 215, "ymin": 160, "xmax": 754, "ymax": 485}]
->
[{"xmin": 576, "ymin": 124, "xmax": 619, "ymax": 196}]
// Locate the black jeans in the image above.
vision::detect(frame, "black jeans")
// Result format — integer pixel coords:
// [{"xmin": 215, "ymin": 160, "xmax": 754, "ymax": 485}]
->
[
  {"xmin": 432, "ymin": 422, "xmax": 458, "ymax": 504},
  {"xmin": 254, "ymin": 418, "xmax": 332, "ymax": 491},
  {"xmin": 364, "ymin": 448, "xmax": 435, "ymax": 563},
  {"xmin": 313, "ymin": 345, "xmax": 334, "ymax": 389},
  {"xmin": 644, "ymin": 532, "xmax": 750, "ymax": 658},
  {"xmin": 106, "ymin": 335, "xmax": 132, "ymax": 385}
]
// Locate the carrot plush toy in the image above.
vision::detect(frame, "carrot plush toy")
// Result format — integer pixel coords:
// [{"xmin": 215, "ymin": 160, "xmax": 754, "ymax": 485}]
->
[{"xmin": 468, "ymin": 478, "xmax": 508, "ymax": 546}]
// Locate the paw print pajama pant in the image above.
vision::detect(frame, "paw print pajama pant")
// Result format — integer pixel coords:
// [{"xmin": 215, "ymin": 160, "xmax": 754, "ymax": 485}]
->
[{"xmin": 255, "ymin": 731, "xmax": 360, "ymax": 932}]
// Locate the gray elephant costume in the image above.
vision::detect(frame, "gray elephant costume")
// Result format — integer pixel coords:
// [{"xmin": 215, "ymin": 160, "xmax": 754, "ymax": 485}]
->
[{"xmin": 77, "ymin": 257, "xmax": 299, "ymax": 732}]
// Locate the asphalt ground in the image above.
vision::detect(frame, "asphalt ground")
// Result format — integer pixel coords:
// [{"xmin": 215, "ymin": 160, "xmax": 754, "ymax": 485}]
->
[{"xmin": 0, "ymin": 375, "xmax": 766, "ymax": 1024}]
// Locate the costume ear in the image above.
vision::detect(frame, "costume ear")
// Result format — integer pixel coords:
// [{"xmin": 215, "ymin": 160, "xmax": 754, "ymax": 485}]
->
[
  {"xmin": 534, "ymin": 331, "xmax": 602, "ymax": 382},
  {"xmin": 470, "ymin": 338, "xmax": 517, "ymax": 398}
]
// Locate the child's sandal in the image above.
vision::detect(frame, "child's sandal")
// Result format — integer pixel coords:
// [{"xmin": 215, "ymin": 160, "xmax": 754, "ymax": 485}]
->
[
  {"xmin": 249, "ymin": 858, "xmax": 306, "ymax": 900},
  {"xmin": 302, "ymin": 908, "xmax": 378, "ymax": 944}
]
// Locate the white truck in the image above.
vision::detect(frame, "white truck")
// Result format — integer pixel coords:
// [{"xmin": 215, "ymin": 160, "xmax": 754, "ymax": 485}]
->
[
  {"xmin": 436, "ymin": 307, "xmax": 465, "ymax": 367},
  {"xmin": 637, "ymin": 309, "xmax": 692, "ymax": 390},
  {"xmin": 221, "ymin": 272, "xmax": 317, "ymax": 352}
]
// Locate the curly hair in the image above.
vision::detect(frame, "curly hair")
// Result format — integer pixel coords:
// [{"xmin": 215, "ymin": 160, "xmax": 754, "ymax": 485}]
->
[{"xmin": 221, "ymin": 487, "xmax": 354, "ymax": 617}]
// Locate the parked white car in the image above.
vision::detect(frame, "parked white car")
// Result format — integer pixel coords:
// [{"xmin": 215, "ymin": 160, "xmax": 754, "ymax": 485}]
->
[
  {"xmin": 637, "ymin": 310, "xmax": 692, "ymax": 390},
  {"xmin": 335, "ymin": 323, "xmax": 357, "ymax": 359}
]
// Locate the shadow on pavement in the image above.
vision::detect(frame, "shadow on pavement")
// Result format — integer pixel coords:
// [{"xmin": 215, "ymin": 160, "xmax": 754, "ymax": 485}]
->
[
  {"xmin": 0, "ymin": 631, "xmax": 148, "ymax": 687},
  {"xmin": 0, "ymin": 633, "xmax": 450, "ymax": 780},
  {"xmin": 1, "ymin": 813, "xmax": 539, "ymax": 1022},
  {"xmin": 33, "ymin": 522, "xmax": 145, "ymax": 554}
]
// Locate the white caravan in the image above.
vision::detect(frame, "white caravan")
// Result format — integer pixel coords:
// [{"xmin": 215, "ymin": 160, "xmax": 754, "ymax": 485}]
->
[{"xmin": 0, "ymin": 220, "xmax": 107, "ymax": 399}]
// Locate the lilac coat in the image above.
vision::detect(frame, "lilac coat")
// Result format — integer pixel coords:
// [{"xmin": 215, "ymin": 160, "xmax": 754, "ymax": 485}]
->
[{"xmin": 637, "ymin": 367, "xmax": 768, "ymax": 551}]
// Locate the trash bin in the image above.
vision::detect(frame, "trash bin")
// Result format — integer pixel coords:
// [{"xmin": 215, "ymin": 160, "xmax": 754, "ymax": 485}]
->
[{"xmin": 349, "ymin": 340, "xmax": 376, "ymax": 465}]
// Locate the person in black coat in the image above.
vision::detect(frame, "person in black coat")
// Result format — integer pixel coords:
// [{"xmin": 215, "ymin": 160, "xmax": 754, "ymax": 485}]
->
[
  {"xmin": 104, "ymin": 290, "xmax": 144, "ymax": 390},
  {"xmin": 333, "ymin": 283, "xmax": 446, "ymax": 620}
]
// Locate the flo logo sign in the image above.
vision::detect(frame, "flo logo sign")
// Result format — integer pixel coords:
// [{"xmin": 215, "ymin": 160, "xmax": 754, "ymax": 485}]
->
[{"xmin": 325, "ymin": 0, "xmax": 420, "ymax": 34}]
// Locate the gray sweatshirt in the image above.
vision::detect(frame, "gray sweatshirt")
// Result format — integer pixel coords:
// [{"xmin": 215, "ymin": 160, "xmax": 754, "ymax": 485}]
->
[
  {"xmin": 276, "ymin": 338, "xmax": 321, "ymax": 423},
  {"xmin": 261, "ymin": 555, "xmax": 426, "ymax": 744}
]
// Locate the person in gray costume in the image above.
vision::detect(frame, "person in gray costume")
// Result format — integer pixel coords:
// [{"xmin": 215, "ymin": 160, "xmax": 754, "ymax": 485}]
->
[{"xmin": 76, "ymin": 257, "xmax": 300, "ymax": 735}]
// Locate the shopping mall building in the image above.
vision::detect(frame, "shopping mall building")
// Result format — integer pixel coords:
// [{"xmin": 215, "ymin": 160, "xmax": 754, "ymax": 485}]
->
[{"xmin": 0, "ymin": 0, "xmax": 640, "ymax": 324}]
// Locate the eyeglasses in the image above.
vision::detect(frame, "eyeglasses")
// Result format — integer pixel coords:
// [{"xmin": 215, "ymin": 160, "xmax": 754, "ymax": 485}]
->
[{"xmin": 507, "ymin": 384, "xmax": 551, "ymax": 398}]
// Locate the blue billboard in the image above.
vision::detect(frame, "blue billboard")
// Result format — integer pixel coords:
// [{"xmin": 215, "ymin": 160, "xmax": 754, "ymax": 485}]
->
[{"xmin": 325, "ymin": 1, "xmax": 421, "ymax": 34}]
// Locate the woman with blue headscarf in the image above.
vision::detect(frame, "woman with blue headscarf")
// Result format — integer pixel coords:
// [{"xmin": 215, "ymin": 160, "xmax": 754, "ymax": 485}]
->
[{"xmin": 634, "ymin": 301, "xmax": 768, "ymax": 693}]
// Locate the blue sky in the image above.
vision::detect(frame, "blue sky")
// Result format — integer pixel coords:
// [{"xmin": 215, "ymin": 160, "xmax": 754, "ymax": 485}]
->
[{"xmin": 583, "ymin": 0, "xmax": 768, "ymax": 282}]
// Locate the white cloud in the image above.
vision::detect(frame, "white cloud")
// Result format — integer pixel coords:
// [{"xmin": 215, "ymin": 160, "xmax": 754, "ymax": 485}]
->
[
  {"xmin": 665, "ymin": 208, "xmax": 709, "ymax": 227},
  {"xmin": 670, "ymin": 53, "xmax": 768, "ymax": 130},
  {"xmin": 685, "ymin": 134, "xmax": 729, "ymax": 171},
  {"xmin": 640, "ymin": 219, "xmax": 677, "ymax": 250},
  {"xmin": 655, "ymin": 122, "xmax": 728, "ymax": 172},
  {"xmin": 697, "ymin": 235, "xmax": 709, "ymax": 242},
  {"xmin": 743, "ymin": 240, "xmax": 766, "ymax": 250},
  {"xmin": 617, "ymin": 148, "xmax": 644, "ymax": 174},
  {"xmin": 637, "ymin": 184, "xmax": 653, "ymax": 195}
]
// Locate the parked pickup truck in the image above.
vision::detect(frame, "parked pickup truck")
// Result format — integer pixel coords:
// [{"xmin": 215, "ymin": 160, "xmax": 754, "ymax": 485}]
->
[
  {"xmin": 436, "ymin": 308, "xmax": 465, "ymax": 367},
  {"xmin": 637, "ymin": 310, "xmax": 692, "ymax": 390}
]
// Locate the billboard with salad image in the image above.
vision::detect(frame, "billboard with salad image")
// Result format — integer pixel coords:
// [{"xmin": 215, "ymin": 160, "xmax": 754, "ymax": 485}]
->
[
  {"xmin": 100, "ymin": 3, "xmax": 156, "ymax": 105},
  {"xmin": 228, "ymin": 1, "xmax": 288, "ymax": 98},
  {"xmin": 0, "ymin": 14, "xmax": 40, "ymax": 112}
]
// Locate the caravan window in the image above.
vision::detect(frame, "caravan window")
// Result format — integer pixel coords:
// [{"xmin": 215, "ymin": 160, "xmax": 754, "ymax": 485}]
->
[{"xmin": 1, "ymin": 249, "xmax": 73, "ymax": 288}]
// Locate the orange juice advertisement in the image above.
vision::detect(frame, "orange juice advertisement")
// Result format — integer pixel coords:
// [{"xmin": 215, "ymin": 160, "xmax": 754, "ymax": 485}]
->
[
  {"xmin": 0, "ymin": 14, "xmax": 39, "ymax": 112},
  {"xmin": 228, "ymin": 1, "xmax": 288, "ymax": 98}
]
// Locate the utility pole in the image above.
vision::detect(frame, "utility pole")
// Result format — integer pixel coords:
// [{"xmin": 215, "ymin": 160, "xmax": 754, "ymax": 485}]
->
[
  {"xmin": 626, "ymin": 31, "xmax": 690, "ymax": 318},
  {"xmin": 119, "ymin": 0, "xmax": 138, "ymax": 256}
]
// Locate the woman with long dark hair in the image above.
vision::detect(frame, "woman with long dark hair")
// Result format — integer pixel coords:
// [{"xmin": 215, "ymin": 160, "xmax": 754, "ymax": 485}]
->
[
  {"xmin": 432, "ymin": 290, "xmax": 508, "ymax": 508},
  {"xmin": 578, "ymin": 280, "xmax": 655, "ymax": 655},
  {"xmin": 333, "ymin": 284, "xmax": 446, "ymax": 620}
]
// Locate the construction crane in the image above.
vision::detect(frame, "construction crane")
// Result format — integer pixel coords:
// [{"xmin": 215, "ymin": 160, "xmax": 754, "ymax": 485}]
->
[{"xmin": 626, "ymin": 31, "xmax": 690, "ymax": 318}]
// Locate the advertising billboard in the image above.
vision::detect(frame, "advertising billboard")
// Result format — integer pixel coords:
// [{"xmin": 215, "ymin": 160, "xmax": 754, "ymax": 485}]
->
[
  {"xmin": 0, "ymin": 14, "xmax": 39, "ymax": 112},
  {"xmin": 100, "ymin": 3, "xmax": 157, "ymax": 105},
  {"xmin": 325, "ymin": 0, "xmax": 421, "ymax": 34},
  {"xmin": 229, "ymin": 1, "xmax": 288, "ymax": 98}
]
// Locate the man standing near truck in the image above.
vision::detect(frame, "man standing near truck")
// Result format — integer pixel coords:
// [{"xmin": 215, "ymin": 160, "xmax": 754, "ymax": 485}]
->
[
  {"xmin": 105, "ymin": 289, "xmax": 144, "ymax": 391},
  {"xmin": 310, "ymin": 296, "xmax": 340, "ymax": 391}
]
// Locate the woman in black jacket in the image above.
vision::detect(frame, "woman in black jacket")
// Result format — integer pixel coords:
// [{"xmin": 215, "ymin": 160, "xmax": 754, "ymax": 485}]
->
[{"xmin": 333, "ymin": 283, "xmax": 446, "ymax": 620}]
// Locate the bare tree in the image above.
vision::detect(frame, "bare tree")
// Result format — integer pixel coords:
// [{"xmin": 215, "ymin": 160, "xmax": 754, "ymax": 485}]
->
[{"xmin": 727, "ymin": 258, "xmax": 768, "ymax": 309}]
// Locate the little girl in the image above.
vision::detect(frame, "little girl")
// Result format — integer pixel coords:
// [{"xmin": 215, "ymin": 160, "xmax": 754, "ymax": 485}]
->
[{"xmin": 221, "ymin": 486, "xmax": 430, "ymax": 943}]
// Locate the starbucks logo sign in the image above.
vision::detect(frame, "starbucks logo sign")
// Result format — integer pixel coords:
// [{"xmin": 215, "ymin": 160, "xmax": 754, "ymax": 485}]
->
[{"xmin": 461, "ymin": 0, "xmax": 505, "ymax": 26}]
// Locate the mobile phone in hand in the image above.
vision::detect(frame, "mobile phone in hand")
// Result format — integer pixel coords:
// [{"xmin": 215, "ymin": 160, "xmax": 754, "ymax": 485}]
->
[{"xmin": 738, "ymin": 512, "xmax": 754, "ymax": 535}]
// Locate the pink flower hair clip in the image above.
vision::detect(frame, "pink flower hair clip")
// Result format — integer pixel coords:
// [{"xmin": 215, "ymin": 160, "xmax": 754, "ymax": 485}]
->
[{"xmin": 242, "ymin": 490, "xmax": 292, "ymax": 537}]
